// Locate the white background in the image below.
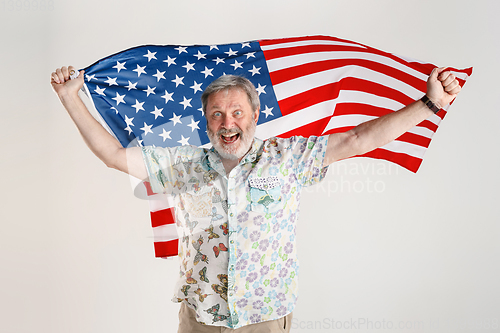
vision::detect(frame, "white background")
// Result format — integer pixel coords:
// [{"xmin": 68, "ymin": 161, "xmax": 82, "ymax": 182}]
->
[{"xmin": 1, "ymin": 0, "xmax": 499, "ymax": 332}]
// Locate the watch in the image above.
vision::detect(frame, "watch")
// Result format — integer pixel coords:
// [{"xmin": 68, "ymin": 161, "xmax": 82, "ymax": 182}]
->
[{"xmin": 420, "ymin": 95, "xmax": 440, "ymax": 114}]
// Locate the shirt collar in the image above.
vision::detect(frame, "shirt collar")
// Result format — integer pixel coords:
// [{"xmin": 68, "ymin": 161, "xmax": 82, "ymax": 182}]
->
[{"xmin": 241, "ymin": 137, "xmax": 263, "ymax": 164}]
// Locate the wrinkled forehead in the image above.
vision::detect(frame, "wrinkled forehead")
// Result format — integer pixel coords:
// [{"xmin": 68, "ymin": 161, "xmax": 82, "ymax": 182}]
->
[{"xmin": 206, "ymin": 87, "xmax": 252, "ymax": 110}]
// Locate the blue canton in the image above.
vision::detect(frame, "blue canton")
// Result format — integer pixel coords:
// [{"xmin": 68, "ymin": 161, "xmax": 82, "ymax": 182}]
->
[{"xmin": 82, "ymin": 42, "xmax": 281, "ymax": 149}]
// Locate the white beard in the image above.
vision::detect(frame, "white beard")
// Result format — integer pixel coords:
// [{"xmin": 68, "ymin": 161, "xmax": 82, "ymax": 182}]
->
[{"xmin": 208, "ymin": 121, "xmax": 256, "ymax": 160}]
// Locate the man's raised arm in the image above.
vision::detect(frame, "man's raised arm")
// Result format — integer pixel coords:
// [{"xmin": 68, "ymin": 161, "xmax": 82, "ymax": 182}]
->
[
  {"xmin": 51, "ymin": 66, "xmax": 148, "ymax": 180},
  {"xmin": 323, "ymin": 67, "xmax": 462, "ymax": 167}
]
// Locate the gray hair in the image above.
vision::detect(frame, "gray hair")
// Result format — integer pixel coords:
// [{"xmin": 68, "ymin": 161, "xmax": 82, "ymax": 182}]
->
[{"xmin": 201, "ymin": 75, "xmax": 260, "ymax": 115}]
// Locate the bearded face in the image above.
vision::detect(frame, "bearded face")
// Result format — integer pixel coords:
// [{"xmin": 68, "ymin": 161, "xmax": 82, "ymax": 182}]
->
[
  {"xmin": 207, "ymin": 120, "xmax": 256, "ymax": 160},
  {"xmin": 205, "ymin": 88, "xmax": 259, "ymax": 161}
]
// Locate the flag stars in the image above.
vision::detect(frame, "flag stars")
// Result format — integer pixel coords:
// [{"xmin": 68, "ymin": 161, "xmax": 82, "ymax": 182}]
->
[
  {"xmin": 94, "ymin": 85, "xmax": 106, "ymax": 96},
  {"xmin": 161, "ymin": 90, "xmax": 174, "ymax": 103},
  {"xmin": 143, "ymin": 50, "xmax": 157, "ymax": 62},
  {"xmin": 213, "ymin": 57, "xmax": 225, "ymax": 65},
  {"xmin": 124, "ymin": 115, "xmax": 135, "ymax": 127},
  {"xmin": 209, "ymin": 45, "xmax": 219, "ymax": 50},
  {"xmin": 182, "ymin": 61, "xmax": 195, "ymax": 73},
  {"xmin": 256, "ymin": 83, "xmax": 266, "ymax": 95},
  {"xmin": 170, "ymin": 113, "xmax": 182, "ymax": 126},
  {"xmin": 194, "ymin": 51, "xmax": 207, "ymax": 60},
  {"xmin": 245, "ymin": 52, "xmax": 256, "ymax": 59},
  {"xmin": 140, "ymin": 122, "xmax": 153, "ymax": 136},
  {"xmin": 163, "ymin": 56, "xmax": 176, "ymax": 66},
  {"xmin": 87, "ymin": 43, "xmax": 284, "ymax": 150},
  {"xmin": 187, "ymin": 119, "xmax": 200, "ymax": 132},
  {"xmin": 248, "ymin": 65, "xmax": 261, "ymax": 76},
  {"xmin": 124, "ymin": 115, "xmax": 134, "ymax": 135},
  {"xmin": 172, "ymin": 75, "xmax": 185, "ymax": 87},
  {"xmin": 112, "ymin": 92, "xmax": 126, "ymax": 105},
  {"xmin": 132, "ymin": 99, "xmax": 145, "ymax": 113},
  {"xmin": 175, "ymin": 46, "xmax": 188, "ymax": 54},
  {"xmin": 105, "ymin": 76, "xmax": 118, "ymax": 86},
  {"xmin": 159, "ymin": 128, "xmax": 172, "ymax": 142},
  {"xmin": 190, "ymin": 81, "xmax": 203, "ymax": 94},
  {"xmin": 179, "ymin": 96, "xmax": 193, "ymax": 109},
  {"xmin": 153, "ymin": 69, "xmax": 166, "ymax": 81},
  {"xmin": 177, "ymin": 135, "xmax": 190, "ymax": 146},
  {"xmin": 261, "ymin": 105, "xmax": 274, "ymax": 118},
  {"xmin": 133, "ymin": 64, "xmax": 147, "ymax": 77},
  {"xmin": 230, "ymin": 59, "xmax": 243, "ymax": 70},
  {"xmin": 125, "ymin": 81, "xmax": 138, "ymax": 91},
  {"xmin": 150, "ymin": 106, "xmax": 164, "ymax": 119},
  {"xmin": 113, "ymin": 61, "xmax": 126, "ymax": 72},
  {"xmin": 224, "ymin": 48, "xmax": 238, "ymax": 57},
  {"xmin": 143, "ymin": 85, "xmax": 156, "ymax": 97},
  {"xmin": 201, "ymin": 66, "xmax": 214, "ymax": 78}
]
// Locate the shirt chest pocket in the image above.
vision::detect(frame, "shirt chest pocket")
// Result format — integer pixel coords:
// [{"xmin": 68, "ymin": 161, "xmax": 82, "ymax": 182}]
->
[
  {"xmin": 248, "ymin": 176, "xmax": 282, "ymax": 213},
  {"xmin": 180, "ymin": 186, "xmax": 214, "ymax": 219}
]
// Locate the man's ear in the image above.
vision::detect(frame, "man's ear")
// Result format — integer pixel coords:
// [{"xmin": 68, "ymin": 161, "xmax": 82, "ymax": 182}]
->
[{"xmin": 254, "ymin": 108, "xmax": 260, "ymax": 124}]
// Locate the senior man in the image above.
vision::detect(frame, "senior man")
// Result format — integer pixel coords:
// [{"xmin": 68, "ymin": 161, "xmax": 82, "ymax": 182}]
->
[{"xmin": 51, "ymin": 66, "xmax": 460, "ymax": 332}]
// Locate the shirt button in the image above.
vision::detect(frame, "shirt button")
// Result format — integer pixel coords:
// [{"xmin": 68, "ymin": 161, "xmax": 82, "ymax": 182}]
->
[
  {"xmin": 230, "ymin": 213, "xmax": 234, "ymax": 217},
  {"xmin": 230, "ymin": 240, "xmax": 234, "ymax": 244}
]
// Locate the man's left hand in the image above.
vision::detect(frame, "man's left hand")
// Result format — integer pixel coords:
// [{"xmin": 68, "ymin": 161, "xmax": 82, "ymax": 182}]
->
[{"xmin": 427, "ymin": 67, "xmax": 462, "ymax": 109}]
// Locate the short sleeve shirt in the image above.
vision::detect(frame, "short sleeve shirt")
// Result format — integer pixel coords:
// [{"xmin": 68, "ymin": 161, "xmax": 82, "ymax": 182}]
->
[{"xmin": 142, "ymin": 136, "xmax": 329, "ymax": 329}]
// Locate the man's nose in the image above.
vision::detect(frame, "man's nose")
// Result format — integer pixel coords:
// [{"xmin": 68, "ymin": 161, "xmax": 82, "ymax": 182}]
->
[{"xmin": 222, "ymin": 115, "xmax": 234, "ymax": 129}]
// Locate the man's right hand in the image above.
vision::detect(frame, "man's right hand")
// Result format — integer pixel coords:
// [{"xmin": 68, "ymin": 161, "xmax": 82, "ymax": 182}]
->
[
  {"xmin": 50, "ymin": 66, "xmax": 84, "ymax": 98},
  {"xmin": 49, "ymin": 65, "xmax": 148, "ymax": 181}
]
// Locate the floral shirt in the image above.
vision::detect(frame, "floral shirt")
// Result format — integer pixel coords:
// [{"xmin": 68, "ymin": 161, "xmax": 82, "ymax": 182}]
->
[{"xmin": 142, "ymin": 135, "xmax": 329, "ymax": 329}]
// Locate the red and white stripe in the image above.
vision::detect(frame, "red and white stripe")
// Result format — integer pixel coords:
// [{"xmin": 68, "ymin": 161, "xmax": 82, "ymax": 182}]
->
[
  {"xmin": 143, "ymin": 181, "xmax": 179, "ymax": 258},
  {"xmin": 257, "ymin": 35, "xmax": 471, "ymax": 172}
]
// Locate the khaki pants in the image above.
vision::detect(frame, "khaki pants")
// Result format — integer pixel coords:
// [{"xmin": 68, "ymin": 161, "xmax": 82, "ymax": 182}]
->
[{"xmin": 178, "ymin": 302, "xmax": 293, "ymax": 333}]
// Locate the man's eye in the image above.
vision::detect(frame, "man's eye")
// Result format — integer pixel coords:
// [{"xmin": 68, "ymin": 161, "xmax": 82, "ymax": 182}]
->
[
  {"xmin": 213, "ymin": 112, "xmax": 221, "ymax": 117},
  {"xmin": 234, "ymin": 110, "xmax": 242, "ymax": 116}
]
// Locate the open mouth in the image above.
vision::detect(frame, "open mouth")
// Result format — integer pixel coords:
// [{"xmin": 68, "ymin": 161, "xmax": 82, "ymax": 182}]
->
[{"xmin": 221, "ymin": 133, "xmax": 240, "ymax": 144}]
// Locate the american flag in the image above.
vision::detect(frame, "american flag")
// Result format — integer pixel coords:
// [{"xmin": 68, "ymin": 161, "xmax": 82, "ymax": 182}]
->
[{"xmin": 81, "ymin": 35, "xmax": 472, "ymax": 258}]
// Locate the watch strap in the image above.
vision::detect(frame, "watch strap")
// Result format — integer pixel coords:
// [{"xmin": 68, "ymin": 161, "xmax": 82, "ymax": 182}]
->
[{"xmin": 420, "ymin": 95, "xmax": 440, "ymax": 114}]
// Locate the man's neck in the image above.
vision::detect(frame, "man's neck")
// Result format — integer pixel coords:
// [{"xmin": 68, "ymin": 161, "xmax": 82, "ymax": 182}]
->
[
  {"xmin": 215, "ymin": 138, "xmax": 256, "ymax": 175},
  {"xmin": 221, "ymin": 158, "xmax": 239, "ymax": 175}
]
